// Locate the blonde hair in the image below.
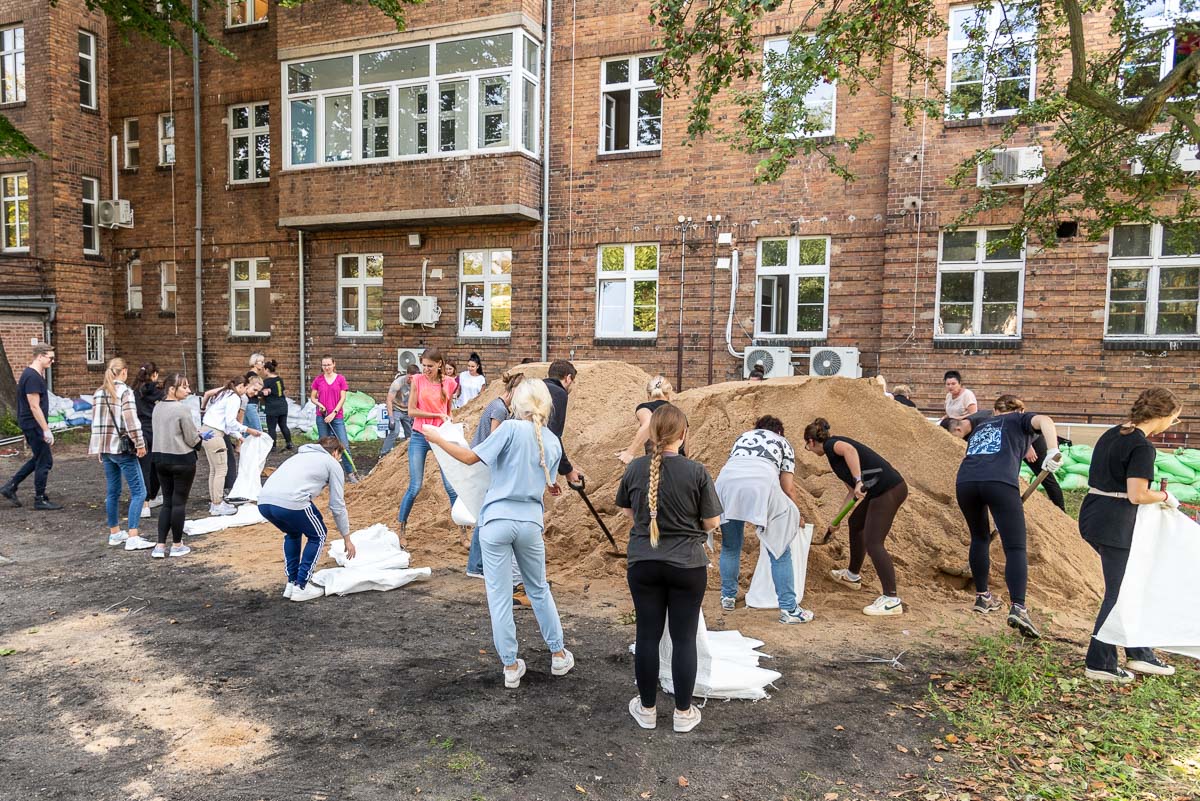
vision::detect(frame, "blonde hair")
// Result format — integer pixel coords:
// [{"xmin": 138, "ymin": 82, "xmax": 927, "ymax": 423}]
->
[
  {"xmin": 511, "ymin": 378, "xmax": 555, "ymax": 486},
  {"xmin": 647, "ymin": 404, "xmax": 688, "ymax": 548},
  {"xmin": 101, "ymin": 357, "xmax": 127, "ymax": 404},
  {"xmin": 993, "ymin": 394, "xmax": 1025, "ymax": 413},
  {"xmin": 892, "ymin": 384, "xmax": 912, "ymax": 396},
  {"xmin": 646, "ymin": 375, "xmax": 673, "ymax": 401}
]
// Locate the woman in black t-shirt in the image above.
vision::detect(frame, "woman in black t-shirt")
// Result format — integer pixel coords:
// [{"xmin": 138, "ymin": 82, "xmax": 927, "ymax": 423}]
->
[
  {"xmin": 617, "ymin": 404, "xmax": 722, "ymax": 734},
  {"xmin": 134, "ymin": 363, "xmax": 164, "ymax": 511},
  {"xmin": 802, "ymin": 418, "xmax": 908, "ymax": 616},
  {"xmin": 616, "ymin": 375, "xmax": 682, "ymax": 463},
  {"xmin": 1079, "ymin": 387, "xmax": 1182, "ymax": 683}
]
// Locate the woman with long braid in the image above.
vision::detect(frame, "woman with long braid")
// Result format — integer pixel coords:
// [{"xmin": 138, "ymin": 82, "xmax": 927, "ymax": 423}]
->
[
  {"xmin": 616, "ymin": 405, "xmax": 722, "ymax": 733},
  {"xmin": 424, "ymin": 379, "xmax": 574, "ymax": 689}
]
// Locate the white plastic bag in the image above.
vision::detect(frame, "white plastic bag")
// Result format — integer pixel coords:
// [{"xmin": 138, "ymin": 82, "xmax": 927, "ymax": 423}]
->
[
  {"xmin": 428, "ymin": 423, "xmax": 491, "ymax": 521},
  {"xmin": 310, "ymin": 524, "xmax": 432, "ymax": 596},
  {"xmin": 226, "ymin": 433, "xmax": 273, "ymax": 503},
  {"xmin": 746, "ymin": 524, "xmax": 813, "ymax": 609},
  {"xmin": 184, "ymin": 503, "xmax": 265, "ymax": 536}
]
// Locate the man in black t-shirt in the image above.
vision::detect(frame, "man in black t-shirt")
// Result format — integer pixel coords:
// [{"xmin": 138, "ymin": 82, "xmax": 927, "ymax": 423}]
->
[{"xmin": 1, "ymin": 343, "xmax": 63, "ymax": 509}]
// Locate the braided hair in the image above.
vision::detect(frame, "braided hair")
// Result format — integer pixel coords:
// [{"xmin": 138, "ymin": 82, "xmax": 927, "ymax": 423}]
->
[{"xmin": 646, "ymin": 404, "xmax": 688, "ymax": 548}]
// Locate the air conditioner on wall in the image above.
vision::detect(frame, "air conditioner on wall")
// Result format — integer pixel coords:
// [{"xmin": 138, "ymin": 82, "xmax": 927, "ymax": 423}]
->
[
  {"xmin": 98, "ymin": 199, "xmax": 134, "ymax": 228},
  {"xmin": 808, "ymin": 347, "xmax": 862, "ymax": 378},
  {"xmin": 397, "ymin": 347, "xmax": 424, "ymax": 371},
  {"xmin": 976, "ymin": 146, "xmax": 1044, "ymax": 187},
  {"xmin": 743, "ymin": 346, "xmax": 793, "ymax": 378},
  {"xmin": 398, "ymin": 296, "xmax": 440, "ymax": 326},
  {"xmin": 1130, "ymin": 134, "xmax": 1200, "ymax": 174}
]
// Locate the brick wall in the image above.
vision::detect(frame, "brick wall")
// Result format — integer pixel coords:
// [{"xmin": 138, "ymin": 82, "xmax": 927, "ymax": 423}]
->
[{"xmin": 0, "ymin": 314, "xmax": 45, "ymax": 380}]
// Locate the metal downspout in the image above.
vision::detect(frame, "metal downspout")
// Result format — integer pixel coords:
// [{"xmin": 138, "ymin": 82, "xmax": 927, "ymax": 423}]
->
[
  {"xmin": 539, "ymin": 0, "xmax": 553, "ymax": 362},
  {"xmin": 298, "ymin": 230, "xmax": 306, "ymax": 392},
  {"xmin": 191, "ymin": 0, "xmax": 205, "ymax": 389}
]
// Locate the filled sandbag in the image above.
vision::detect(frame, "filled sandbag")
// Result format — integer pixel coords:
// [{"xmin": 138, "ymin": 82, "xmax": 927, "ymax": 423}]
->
[
  {"xmin": 1168, "ymin": 483, "xmax": 1200, "ymax": 504},
  {"xmin": 311, "ymin": 524, "xmax": 433, "ymax": 596},
  {"xmin": 343, "ymin": 391, "xmax": 375, "ymax": 415},
  {"xmin": 1064, "ymin": 462, "xmax": 1091, "ymax": 476},
  {"xmin": 429, "ymin": 422, "xmax": 490, "ymax": 521},
  {"xmin": 1059, "ymin": 472, "xmax": 1088, "ymax": 491},
  {"xmin": 1067, "ymin": 443, "xmax": 1093, "ymax": 463},
  {"xmin": 1155, "ymin": 454, "xmax": 1197, "ymax": 483},
  {"xmin": 1176, "ymin": 448, "xmax": 1200, "ymax": 471}
]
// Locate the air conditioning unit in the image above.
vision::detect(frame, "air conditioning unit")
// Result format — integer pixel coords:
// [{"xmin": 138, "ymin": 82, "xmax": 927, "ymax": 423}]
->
[
  {"xmin": 808, "ymin": 346, "xmax": 862, "ymax": 378},
  {"xmin": 98, "ymin": 199, "xmax": 134, "ymax": 228},
  {"xmin": 743, "ymin": 346, "xmax": 793, "ymax": 378},
  {"xmin": 398, "ymin": 296, "xmax": 440, "ymax": 326},
  {"xmin": 977, "ymin": 146, "xmax": 1043, "ymax": 187},
  {"xmin": 397, "ymin": 347, "xmax": 424, "ymax": 371},
  {"xmin": 1130, "ymin": 134, "xmax": 1200, "ymax": 175}
]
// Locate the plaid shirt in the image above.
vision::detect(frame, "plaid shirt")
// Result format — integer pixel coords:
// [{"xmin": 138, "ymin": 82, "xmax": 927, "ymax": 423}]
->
[{"xmin": 88, "ymin": 382, "xmax": 146, "ymax": 455}]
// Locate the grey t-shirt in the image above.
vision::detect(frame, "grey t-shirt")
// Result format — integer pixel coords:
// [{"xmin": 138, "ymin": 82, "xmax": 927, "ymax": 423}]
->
[
  {"xmin": 616, "ymin": 453, "xmax": 723, "ymax": 569},
  {"xmin": 471, "ymin": 397, "xmax": 510, "ymax": 447},
  {"xmin": 389, "ymin": 374, "xmax": 413, "ymax": 411}
]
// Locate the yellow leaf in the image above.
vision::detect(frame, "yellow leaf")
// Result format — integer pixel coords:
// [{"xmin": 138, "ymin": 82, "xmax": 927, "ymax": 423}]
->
[
  {"xmin": 824, "ymin": 794, "xmax": 839, "ymax": 801},
  {"xmin": 575, "ymin": 785, "xmax": 586, "ymax": 794},
  {"xmin": 834, "ymin": 725, "xmax": 845, "ymax": 731},
  {"xmin": 933, "ymin": 755, "xmax": 944, "ymax": 763},
  {"xmin": 945, "ymin": 734, "xmax": 959, "ymax": 744},
  {"xmin": 678, "ymin": 776, "xmax": 689, "ymax": 788},
  {"xmin": 896, "ymin": 744, "xmax": 909, "ymax": 753}
]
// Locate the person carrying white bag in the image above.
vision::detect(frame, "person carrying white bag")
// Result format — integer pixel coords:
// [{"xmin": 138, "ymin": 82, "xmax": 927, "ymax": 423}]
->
[{"xmin": 1080, "ymin": 387, "xmax": 1183, "ymax": 683}]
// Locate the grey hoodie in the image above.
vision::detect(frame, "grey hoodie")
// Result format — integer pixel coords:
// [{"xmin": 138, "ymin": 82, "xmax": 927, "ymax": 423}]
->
[{"xmin": 258, "ymin": 443, "xmax": 350, "ymax": 536}]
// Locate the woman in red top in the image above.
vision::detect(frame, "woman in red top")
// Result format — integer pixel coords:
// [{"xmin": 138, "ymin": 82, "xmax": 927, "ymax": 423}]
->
[{"xmin": 397, "ymin": 348, "xmax": 459, "ymax": 546}]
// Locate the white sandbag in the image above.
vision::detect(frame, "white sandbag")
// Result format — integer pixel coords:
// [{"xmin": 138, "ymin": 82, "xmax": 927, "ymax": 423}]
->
[
  {"xmin": 47, "ymin": 391, "xmax": 75, "ymax": 417},
  {"xmin": 182, "ymin": 395, "xmax": 202, "ymax": 428},
  {"xmin": 225, "ymin": 433, "xmax": 273, "ymax": 503},
  {"xmin": 428, "ymin": 422, "xmax": 491, "ymax": 520},
  {"xmin": 184, "ymin": 503, "xmax": 265, "ymax": 536},
  {"xmin": 746, "ymin": 524, "xmax": 813, "ymax": 609},
  {"xmin": 310, "ymin": 524, "xmax": 432, "ymax": 596},
  {"xmin": 1097, "ymin": 504, "xmax": 1200, "ymax": 660},
  {"xmin": 328, "ymin": 523, "xmax": 411, "ymax": 570},
  {"xmin": 451, "ymin": 497, "xmax": 477, "ymax": 526},
  {"xmin": 288, "ymin": 398, "xmax": 317, "ymax": 435}
]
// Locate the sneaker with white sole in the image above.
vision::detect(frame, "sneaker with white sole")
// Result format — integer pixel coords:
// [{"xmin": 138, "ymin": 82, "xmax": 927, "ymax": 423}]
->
[
  {"xmin": 629, "ymin": 697, "xmax": 657, "ymax": 729},
  {"xmin": 673, "ymin": 706, "xmax": 702, "ymax": 733},
  {"xmin": 551, "ymin": 649, "xmax": 575, "ymax": 676},
  {"xmin": 124, "ymin": 535, "xmax": 156, "ymax": 551},
  {"xmin": 290, "ymin": 583, "xmax": 324, "ymax": 602},
  {"xmin": 720, "ymin": 595, "xmax": 736, "ymax": 611},
  {"xmin": 214, "ymin": 502, "xmax": 238, "ymax": 516},
  {"xmin": 107, "ymin": 531, "xmax": 129, "ymax": 546},
  {"xmin": 140, "ymin": 506, "xmax": 152, "ymax": 520},
  {"xmin": 148, "ymin": 495, "xmax": 164, "ymax": 509},
  {"xmin": 864, "ymin": 595, "xmax": 904, "ymax": 616},
  {"xmin": 151, "ymin": 544, "xmax": 167, "ymax": 559},
  {"xmin": 1126, "ymin": 656, "xmax": 1175, "ymax": 676},
  {"xmin": 1007, "ymin": 603, "xmax": 1041, "ymax": 640},
  {"xmin": 779, "ymin": 606, "xmax": 815, "ymax": 624},
  {"xmin": 465, "ymin": 570, "xmax": 485, "ymax": 579},
  {"xmin": 282, "ymin": 582, "xmax": 296, "ymax": 599},
  {"xmin": 1085, "ymin": 666, "xmax": 1135, "ymax": 684},
  {"xmin": 973, "ymin": 592, "xmax": 1003, "ymax": 614},
  {"xmin": 830, "ymin": 568, "xmax": 863, "ymax": 589},
  {"xmin": 504, "ymin": 659, "xmax": 527, "ymax": 689},
  {"xmin": 169, "ymin": 544, "xmax": 191, "ymax": 557}
]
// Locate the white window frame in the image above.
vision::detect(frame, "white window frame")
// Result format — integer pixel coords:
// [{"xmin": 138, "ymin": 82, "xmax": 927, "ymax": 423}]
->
[
  {"xmin": 281, "ymin": 28, "xmax": 541, "ymax": 170},
  {"xmin": 78, "ymin": 30, "xmax": 96, "ymax": 110},
  {"xmin": 753, "ymin": 236, "xmax": 832, "ymax": 338},
  {"xmin": 1105, "ymin": 223, "xmax": 1200, "ymax": 339},
  {"xmin": 228, "ymin": 101, "xmax": 270, "ymax": 183},
  {"xmin": 598, "ymin": 52, "xmax": 662, "ymax": 154},
  {"xmin": 1, "ymin": 25, "xmax": 25, "ymax": 104},
  {"xmin": 158, "ymin": 113, "xmax": 175, "ymax": 166},
  {"xmin": 458, "ymin": 248, "xmax": 513, "ymax": 337},
  {"xmin": 230, "ymin": 257, "xmax": 271, "ymax": 336},
  {"xmin": 1, "ymin": 171, "xmax": 29, "ymax": 252},
  {"xmin": 594, "ymin": 243, "xmax": 659, "ymax": 338},
  {"xmin": 160, "ymin": 261, "xmax": 177, "ymax": 313},
  {"xmin": 127, "ymin": 260, "xmax": 143, "ymax": 311},
  {"xmin": 945, "ymin": 3, "xmax": 1037, "ymax": 119},
  {"xmin": 337, "ymin": 253, "xmax": 384, "ymax": 336},
  {"xmin": 123, "ymin": 117, "xmax": 140, "ymax": 169},
  {"xmin": 1121, "ymin": 0, "xmax": 1200, "ymax": 98},
  {"xmin": 763, "ymin": 37, "xmax": 837, "ymax": 138},
  {"xmin": 227, "ymin": 0, "xmax": 268, "ymax": 27},
  {"xmin": 85, "ymin": 324, "xmax": 105, "ymax": 365},
  {"xmin": 935, "ymin": 227, "xmax": 1026, "ymax": 339},
  {"xmin": 82, "ymin": 176, "xmax": 99, "ymax": 256}
]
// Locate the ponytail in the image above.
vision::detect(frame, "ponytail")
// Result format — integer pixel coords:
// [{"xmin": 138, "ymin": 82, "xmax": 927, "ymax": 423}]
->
[
  {"xmin": 101, "ymin": 357, "xmax": 127, "ymax": 405},
  {"xmin": 645, "ymin": 404, "xmax": 688, "ymax": 548},
  {"xmin": 803, "ymin": 417, "xmax": 832, "ymax": 444}
]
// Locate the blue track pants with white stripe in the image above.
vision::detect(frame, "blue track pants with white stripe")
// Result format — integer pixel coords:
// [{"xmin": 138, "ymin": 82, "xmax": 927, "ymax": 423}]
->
[{"xmin": 260, "ymin": 503, "xmax": 328, "ymax": 589}]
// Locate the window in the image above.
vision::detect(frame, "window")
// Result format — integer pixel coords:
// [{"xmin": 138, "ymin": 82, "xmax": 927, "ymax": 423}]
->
[
  {"xmin": 1, "ymin": 26, "xmax": 25, "ymax": 104},
  {"xmin": 229, "ymin": 102, "xmax": 270, "ymax": 182},
  {"xmin": 936, "ymin": 228, "xmax": 1024, "ymax": 338},
  {"xmin": 127, "ymin": 261, "xmax": 143, "ymax": 311},
  {"xmin": 1, "ymin": 171, "xmax": 28, "ymax": 252},
  {"xmin": 946, "ymin": 4, "xmax": 1036, "ymax": 118},
  {"xmin": 123, "ymin": 118, "xmax": 140, "ymax": 169},
  {"xmin": 82, "ymin": 177, "xmax": 99, "ymax": 255},
  {"xmin": 337, "ymin": 254, "xmax": 383, "ymax": 335},
  {"xmin": 754, "ymin": 237, "xmax": 831, "ymax": 337},
  {"xmin": 160, "ymin": 261, "xmax": 177, "ymax": 312},
  {"xmin": 85, "ymin": 325, "xmax": 105, "ymax": 365},
  {"xmin": 1121, "ymin": 0, "xmax": 1200, "ymax": 98},
  {"xmin": 230, "ymin": 258, "xmax": 271, "ymax": 335},
  {"xmin": 283, "ymin": 29, "xmax": 541, "ymax": 168},
  {"xmin": 78, "ymin": 31, "xmax": 96, "ymax": 109},
  {"xmin": 763, "ymin": 37, "xmax": 836, "ymax": 138},
  {"xmin": 595, "ymin": 244, "xmax": 658, "ymax": 337},
  {"xmin": 600, "ymin": 54, "xmax": 662, "ymax": 153},
  {"xmin": 1106, "ymin": 223, "xmax": 1200, "ymax": 338},
  {"xmin": 459, "ymin": 249, "xmax": 512, "ymax": 335},
  {"xmin": 228, "ymin": 0, "xmax": 268, "ymax": 27},
  {"xmin": 158, "ymin": 113, "xmax": 175, "ymax": 165}
]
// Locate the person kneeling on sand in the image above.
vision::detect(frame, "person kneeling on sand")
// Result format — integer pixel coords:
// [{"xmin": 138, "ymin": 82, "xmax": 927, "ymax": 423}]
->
[
  {"xmin": 423, "ymin": 379, "xmax": 575, "ymax": 689},
  {"xmin": 259, "ymin": 436, "xmax": 357, "ymax": 602}
]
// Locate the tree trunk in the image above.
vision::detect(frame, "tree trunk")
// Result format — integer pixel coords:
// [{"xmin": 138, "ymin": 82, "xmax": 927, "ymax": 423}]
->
[{"xmin": 0, "ymin": 338, "xmax": 19, "ymax": 418}]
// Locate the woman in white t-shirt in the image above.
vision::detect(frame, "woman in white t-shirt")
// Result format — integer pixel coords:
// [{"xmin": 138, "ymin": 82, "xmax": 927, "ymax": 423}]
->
[
  {"xmin": 943, "ymin": 369, "xmax": 978, "ymax": 419},
  {"xmin": 455, "ymin": 353, "xmax": 487, "ymax": 409}
]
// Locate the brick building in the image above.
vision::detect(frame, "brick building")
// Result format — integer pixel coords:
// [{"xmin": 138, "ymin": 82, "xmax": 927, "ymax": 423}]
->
[{"xmin": 1, "ymin": 0, "xmax": 1196, "ymax": 424}]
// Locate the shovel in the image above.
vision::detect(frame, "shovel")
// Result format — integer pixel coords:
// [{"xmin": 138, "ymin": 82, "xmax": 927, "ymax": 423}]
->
[
  {"xmin": 568, "ymin": 477, "xmax": 627, "ymax": 559},
  {"xmin": 819, "ymin": 496, "xmax": 860, "ymax": 544}
]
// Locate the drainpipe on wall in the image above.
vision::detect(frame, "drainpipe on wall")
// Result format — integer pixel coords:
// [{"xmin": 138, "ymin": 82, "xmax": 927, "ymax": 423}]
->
[
  {"xmin": 539, "ymin": 0, "xmax": 553, "ymax": 362},
  {"xmin": 298, "ymin": 230, "xmax": 307, "ymax": 392},
  {"xmin": 191, "ymin": 0, "xmax": 206, "ymax": 390}
]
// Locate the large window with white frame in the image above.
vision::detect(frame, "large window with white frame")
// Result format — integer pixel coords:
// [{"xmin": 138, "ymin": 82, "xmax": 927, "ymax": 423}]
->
[
  {"xmin": 337, "ymin": 254, "xmax": 383, "ymax": 335},
  {"xmin": 227, "ymin": 0, "xmax": 268, "ymax": 27},
  {"xmin": 230, "ymin": 258, "xmax": 271, "ymax": 335},
  {"xmin": 85, "ymin": 324, "xmax": 104, "ymax": 365},
  {"xmin": 283, "ymin": 29, "xmax": 540, "ymax": 168},
  {"xmin": 599, "ymin": 54, "xmax": 662, "ymax": 153},
  {"xmin": 763, "ymin": 37, "xmax": 836, "ymax": 138},
  {"xmin": 1106, "ymin": 223, "xmax": 1200, "ymax": 338},
  {"xmin": 78, "ymin": 30, "xmax": 96, "ymax": 109},
  {"xmin": 229, "ymin": 102, "xmax": 270, "ymax": 183},
  {"xmin": 82, "ymin": 177, "xmax": 99, "ymax": 255},
  {"xmin": 936, "ymin": 228, "xmax": 1024, "ymax": 338},
  {"xmin": 945, "ymin": 3, "xmax": 1037, "ymax": 119},
  {"xmin": 1121, "ymin": 0, "xmax": 1200, "ymax": 98},
  {"xmin": 127, "ymin": 261, "xmax": 143, "ymax": 311},
  {"xmin": 158, "ymin": 113, "xmax": 175, "ymax": 165},
  {"xmin": 459, "ymin": 249, "xmax": 512, "ymax": 336},
  {"xmin": 1, "ymin": 26, "xmax": 25, "ymax": 104},
  {"xmin": 160, "ymin": 261, "xmax": 177, "ymax": 313},
  {"xmin": 123, "ymin": 118, "xmax": 140, "ymax": 169},
  {"xmin": 1, "ymin": 171, "xmax": 28, "ymax": 252},
  {"xmin": 595, "ymin": 244, "xmax": 658, "ymax": 337},
  {"xmin": 755, "ymin": 237, "xmax": 831, "ymax": 338}
]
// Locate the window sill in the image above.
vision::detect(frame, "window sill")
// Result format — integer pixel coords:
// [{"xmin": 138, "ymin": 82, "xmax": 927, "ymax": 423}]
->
[
  {"xmin": 1103, "ymin": 338, "xmax": 1200, "ymax": 352},
  {"xmin": 593, "ymin": 337, "xmax": 658, "ymax": 347},
  {"xmin": 156, "ymin": 164, "xmax": 176, "ymax": 172},
  {"xmin": 158, "ymin": 311, "xmax": 177, "ymax": 318},
  {"xmin": 753, "ymin": 337, "xmax": 826, "ymax": 348},
  {"xmin": 456, "ymin": 335, "xmax": 511, "ymax": 345},
  {"xmin": 597, "ymin": 149, "xmax": 661, "ymax": 162},
  {"xmin": 84, "ymin": 253, "xmax": 105, "ymax": 262},
  {"xmin": 228, "ymin": 333, "xmax": 270, "ymax": 343},
  {"xmin": 933, "ymin": 338, "xmax": 1022, "ymax": 350},
  {"xmin": 86, "ymin": 363, "xmax": 106, "ymax": 372},
  {"xmin": 943, "ymin": 115, "xmax": 1019, "ymax": 129},
  {"xmin": 124, "ymin": 310, "xmax": 143, "ymax": 319},
  {"xmin": 335, "ymin": 334, "xmax": 385, "ymax": 343},
  {"xmin": 226, "ymin": 179, "xmax": 271, "ymax": 190},
  {"xmin": 81, "ymin": 106, "xmax": 100, "ymax": 116},
  {"xmin": 0, "ymin": 100, "xmax": 26, "ymax": 111},
  {"xmin": 120, "ymin": 167, "xmax": 139, "ymax": 175},
  {"xmin": 225, "ymin": 20, "xmax": 269, "ymax": 32}
]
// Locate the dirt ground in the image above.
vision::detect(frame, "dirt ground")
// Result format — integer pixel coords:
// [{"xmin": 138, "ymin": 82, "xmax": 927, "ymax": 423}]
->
[{"xmin": 0, "ymin": 440, "xmax": 1091, "ymax": 801}]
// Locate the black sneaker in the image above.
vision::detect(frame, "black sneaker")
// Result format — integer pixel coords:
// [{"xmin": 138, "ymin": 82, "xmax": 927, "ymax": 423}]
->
[
  {"xmin": 0, "ymin": 484, "xmax": 20, "ymax": 507},
  {"xmin": 1084, "ymin": 666, "xmax": 1135, "ymax": 684},
  {"xmin": 34, "ymin": 496, "xmax": 63, "ymax": 511},
  {"xmin": 1126, "ymin": 656, "xmax": 1176, "ymax": 676},
  {"xmin": 973, "ymin": 592, "xmax": 1002, "ymax": 614},
  {"xmin": 1007, "ymin": 604, "xmax": 1041, "ymax": 639}
]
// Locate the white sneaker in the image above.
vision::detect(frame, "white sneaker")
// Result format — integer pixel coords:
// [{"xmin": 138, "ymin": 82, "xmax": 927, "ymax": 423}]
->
[
  {"xmin": 864, "ymin": 595, "xmax": 904, "ymax": 616},
  {"xmin": 1085, "ymin": 667, "xmax": 1135, "ymax": 684},
  {"xmin": 107, "ymin": 531, "xmax": 129, "ymax": 546},
  {"xmin": 551, "ymin": 649, "xmax": 575, "ymax": 676},
  {"xmin": 673, "ymin": 706, "xmax": 702, "ymax": 733},
  {"xmin": 504, "ymin": 659, "xmax": 527, "ymax": 689},
  {"xmin": 283, "ymin": 583, "xmax": 296, "ymax": 599},
  {"xmin": 209, "ymin": 504, "xmax": 224, "ymax": 516},
  {"xmin": 629, "ymin": 697, "xmax": 657, "ymax": 729},
  {"xmin": 148, "ymin": 495, "xmax": 164, "ymax": 509},
  {"xmin": 289, "ymin": 583, "xmax": 324, "ymax": 602},
  {"xmin": 779, "ymin": 606, "xmax": 815, "ymax": 624},
  {"xmin": 215, "ymin": 502, "xmax": 238, "ymax": 516},
  {"xmin": 151, "ymin": 544, "xmax": 167, "ymax": 559},
  {"xmin": 124, "ymin": 535, "xmax": 156, "ymax": 551},
  {"xmin": 140, "ymin": 505, "xmax": 152, "ymax": 520},
  {"xmin": 169, "ymin": 544, "xmax": 191, "ymax": 557},
  {"xmin": 830, "ymin": 568, "xmax": 863, "ymax": 589},
  {"xmin": 1126, "ymin": 657, "xmax": 1175, "ymax": 676}
]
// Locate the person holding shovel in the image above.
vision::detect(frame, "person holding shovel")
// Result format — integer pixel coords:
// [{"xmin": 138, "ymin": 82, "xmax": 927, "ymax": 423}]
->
[{"xmin": 803, "ymin": 418, "xmax": 908, "ymax": 616}]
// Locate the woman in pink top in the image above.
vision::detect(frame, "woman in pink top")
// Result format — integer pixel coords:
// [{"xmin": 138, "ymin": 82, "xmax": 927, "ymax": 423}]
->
[
  {"xmin": 397, "ymin": 347, "xmax": 459, "ymax": 546},
  {"xmin": 309, "ymin": 355, "xmax": 359, "ymax": 482}
]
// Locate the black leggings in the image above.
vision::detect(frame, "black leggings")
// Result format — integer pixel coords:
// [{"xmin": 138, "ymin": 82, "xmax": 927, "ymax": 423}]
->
[
  {"xmin": 223, "ymin": 434, "xmax": 238, "ymax": 493},
  {"xmin": 138, "ymin": 428, "xmax": 160, "ymax": 502},
  {"xmin": 1026, "ymin": 434, "xmax": 1065, "ymax": 511},
  {"xmin": 956, "ymin": 480, "xmax": 1028, "ymax": 605},
  {"xmin": 266, "ymin": 412, "xmax": 292, "ymax": 449},
  {"xmin": 1085, "ymin": 541, "xmax": 1156, "ymax": 670},
  {"xmin": 846, "ymin": 480, "xmax": 908, "ymax": 596},
  {"xmin": 627, "ymin": 560, "xmax": 706, "ymax": 712},
  {"xmin": 156, "ymin": 462, "xmax": 196, "ymax": 544}
]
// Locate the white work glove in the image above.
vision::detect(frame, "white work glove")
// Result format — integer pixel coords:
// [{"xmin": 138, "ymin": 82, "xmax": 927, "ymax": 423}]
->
[
  {"xmin": 42, "ymin": 429, "xmax": 54, "ymax": 445},
  {"xmin": 1041, "ymin": 448, "xmax": 1063, "ymax": 473},
  {"xmin": 1162, "ymin": 491, "xmax": 1181, "ymax": 510}
]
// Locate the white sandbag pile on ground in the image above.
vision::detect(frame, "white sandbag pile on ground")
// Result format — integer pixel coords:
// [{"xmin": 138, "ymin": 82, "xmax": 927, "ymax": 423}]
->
[
  {"xmin": 226, "ymin": 434, "xmax": 273, "ymax": 503},
  {"xmin": 310, "ymin": 524, "xmax": 432, "ymax": 596},
  {"xmin": 184, "ymin": 504, "xmax": 266, "ymax": 536}
]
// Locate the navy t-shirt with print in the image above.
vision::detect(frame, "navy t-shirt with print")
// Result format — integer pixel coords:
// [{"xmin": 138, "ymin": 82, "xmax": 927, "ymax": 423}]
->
[{"xmin": 956, "ymin": 412, "xmax": 1038, "ymax": 487}]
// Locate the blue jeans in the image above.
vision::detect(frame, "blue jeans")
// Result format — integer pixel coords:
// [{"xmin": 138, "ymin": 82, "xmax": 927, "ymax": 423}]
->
[
  {"xmin": 102, "ymin": 453, "xmax": 147, "ymax": 531},
  {"xmin": 397, "ymin": 430, "xmax": 457, "ymax": 523},
  {"xmin": 316, "ymin": 416, "xmax": 356, "ymax": 475},
  {"xmin": 260, "ymin": 502, "xmax": 328, "ymax": 589},
  {"xmin": 378, "ymin": 414, "xmax": 413, "ymax": 457},
  {"xmin": 719, "ymin": 519, "xmax": 797, "ymax": 611},
  {"xmin": 244, "ymin": 403, "xmax": 263, "ymax": 431},
  {"xmin": 480, "ymin": 518, "xmax": 564, "ymax": 665}
]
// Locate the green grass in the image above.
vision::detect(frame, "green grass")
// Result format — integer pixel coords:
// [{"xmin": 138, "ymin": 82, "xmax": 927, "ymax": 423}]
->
[{"xmin": 1063, "ymin": 489, "xmax": 1087, "ymax": 521}]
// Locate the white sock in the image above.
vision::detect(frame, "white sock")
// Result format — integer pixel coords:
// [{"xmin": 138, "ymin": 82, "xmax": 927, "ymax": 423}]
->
[{"xmin": 846, "ymin": 570, "xmax": 861, "ymax": 581}]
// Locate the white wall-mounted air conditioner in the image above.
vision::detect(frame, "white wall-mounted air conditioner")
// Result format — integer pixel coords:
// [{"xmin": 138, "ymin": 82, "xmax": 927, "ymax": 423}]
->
[
  {"xmin": 977, "ymin": 146, "xmax": 1044, "ymax": 188},
  {"xmin": 397, "ymin": 347, "xmax": 424, "ymax": 371},
  {"xmin": 808, "ymin": 346, "xmax": 862, "ymax": 378},
  {"xmin": 1130, "ymin": 134, "xmax": 1200, "ymax": 174},
  {"xmin": 98, "ymin": 199, "xmax": 134, "ymax": 228},
  {"xmin": 743, "ymin": 346, "xmax": 793, "ymax": 378},
  {"xmin": 398, "ymin": 296, "xmax": 440, "ymax": 326}
]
